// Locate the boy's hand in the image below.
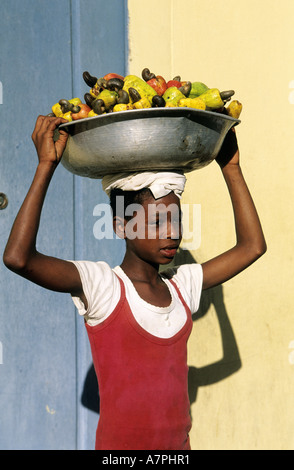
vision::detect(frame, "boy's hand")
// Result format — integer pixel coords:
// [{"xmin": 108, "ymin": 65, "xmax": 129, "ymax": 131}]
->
[
  {"xmin": 31, "ymin": 115, "xmax": 69, "ymax": 165},
  {"xmin": 216, "ymin": 127, "xmax": 239, "ymax": 168}
]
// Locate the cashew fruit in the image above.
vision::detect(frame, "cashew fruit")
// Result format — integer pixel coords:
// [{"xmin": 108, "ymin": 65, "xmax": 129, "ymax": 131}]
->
[
  {"xmin": 88, "ymin": 109, "xmax": 98, "ymax": 117},
  {"xmin": 189, "ymin": 82, "xmax": 209, "ymax": 98},
  {"xmin": 166, "ymin": 80, "xmax": 182, "ymax": 89},
  {"xmin": 147, "ymin": 76, "xmax": 167, "ymax": 96},
  {"xmin": 162, "ymin": 87, "xmax": 186, "ymax": 107},
  {"xmin": 50, "ymin": 68, "xmax": 240, "ymax": 121},
  {"xmin": 133, "ymin": 96, "xmax": 152, "ymax": 109},
  {"xmin": 178, "ymin": 97, "xmax": 206, "ymax": 110},
  {"xmin": 198, "ymin": 88, "xmax": 235, "ymax": 109},
  {"xmin": 95, "ymin": 89, "xmax": 118, "ymax": 110},
  {"xmin": 52, "ymin": 102, "xmax": 63, "ymax": 117},
  {"xmin": 62, "ymin": 111, "xmax": 73, "ymax": 122},
  {"xmin": 68, "ymin": 97, "xmax": 82, "ymax": 107},
  {"xmin": 113, "ymin": 103, "xmax": 135, "ymax": 112},
  {"xmin": 226, "ymin": 100, "xmax": 242, "ymax": 119},
  {"xmin": 72, "ymin": 103, "xmax": 91, "ymax": 120},
  {"xmin": 123, "ymin": 75, "xmax": 157, "ymax": 105}
]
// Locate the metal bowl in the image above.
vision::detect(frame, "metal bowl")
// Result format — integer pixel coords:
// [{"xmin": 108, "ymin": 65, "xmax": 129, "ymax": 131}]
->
[{"xmin": 59, "ymin": 107, "xmax": 240, "ymax": 178}]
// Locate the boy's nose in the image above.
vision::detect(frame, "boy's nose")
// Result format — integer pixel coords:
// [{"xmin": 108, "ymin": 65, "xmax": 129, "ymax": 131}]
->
[{"xmin": 166, "ymin": 220, "xmax": 182, "ymax": 240}]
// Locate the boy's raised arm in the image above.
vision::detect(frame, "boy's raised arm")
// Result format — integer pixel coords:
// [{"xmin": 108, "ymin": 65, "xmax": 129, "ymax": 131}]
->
[
  {"xmin": 201, "ymin": 129, "xmax": 267, "ymax": 290},
  {"xmin": 3, "ymin": 116, "xmax": 86, "ymax": 305}
]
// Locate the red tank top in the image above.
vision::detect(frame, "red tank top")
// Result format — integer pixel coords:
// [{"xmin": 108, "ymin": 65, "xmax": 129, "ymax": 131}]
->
[{"xmin": 85, "ymin": 274, "xmax": 193, "ymax": 450}]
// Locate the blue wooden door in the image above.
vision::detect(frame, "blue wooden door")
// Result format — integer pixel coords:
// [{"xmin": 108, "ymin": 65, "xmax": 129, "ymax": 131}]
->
[{"xmin": 0, "ymin": 0, "xmax": 127, "ymax": 450}]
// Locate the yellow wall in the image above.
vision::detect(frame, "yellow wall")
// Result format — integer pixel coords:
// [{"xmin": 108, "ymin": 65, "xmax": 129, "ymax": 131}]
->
[{"xmin": 128, "ymin": 0, "xmax": 294, "ymax": 450}]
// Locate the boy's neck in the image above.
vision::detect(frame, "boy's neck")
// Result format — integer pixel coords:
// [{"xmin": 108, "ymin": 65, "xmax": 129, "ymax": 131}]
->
[{"xmin": 120, "ymin": 254, "xmax": 160, "ymax": 284}]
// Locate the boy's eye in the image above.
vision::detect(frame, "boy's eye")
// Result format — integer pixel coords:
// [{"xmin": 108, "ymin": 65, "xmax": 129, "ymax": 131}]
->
[
  {"xmin": 148, "ymin": 218, "xmax": 159, "ymax": 226},
  {"xmin": 149, "ymin": 217, "xmax": 181, "ymax": 226},
  {"xmin": 148, "ymin": 215, "xmax": 160, "ymax": 225}
]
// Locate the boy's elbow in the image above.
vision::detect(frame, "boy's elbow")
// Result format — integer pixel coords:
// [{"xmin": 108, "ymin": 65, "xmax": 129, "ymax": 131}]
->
[
  {"xmin": 259, "ymin": 240, "xmax": 267, "ymax": 257},
  {"xmin": 257, "ymin": 235, "xmax": 267, "ymax": 257},
  {"xmin": 237, "ymin": 238, "xmax": 267, "ymax": 267},
  {"xmin": 3, "ymin": 249, "xmax": 28, "ymax": 274},
  {"xmin": 249, "ymin": 239, "xmax": 267, "ymax": 262}
]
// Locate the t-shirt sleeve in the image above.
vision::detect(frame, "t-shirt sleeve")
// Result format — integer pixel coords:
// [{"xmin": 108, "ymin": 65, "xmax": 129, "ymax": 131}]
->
[
  {"xmin": 69, "ymin": 260, "xmax": 121, "ymax": 325},
  {"xmin": 162, "ymin": 263, "xmax": 203, "ymax": 314}
]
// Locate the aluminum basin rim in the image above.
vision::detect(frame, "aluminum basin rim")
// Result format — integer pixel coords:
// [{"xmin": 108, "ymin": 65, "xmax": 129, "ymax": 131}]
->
[{"xmin": 58, "ymin": 107, "xmax": 240, "ymax": 132}]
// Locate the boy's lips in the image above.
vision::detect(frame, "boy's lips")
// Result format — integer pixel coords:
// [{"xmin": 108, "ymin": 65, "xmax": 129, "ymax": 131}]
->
[{"xmin": 160, "ymin": 244, "xmax": 179, "ymax": 258}]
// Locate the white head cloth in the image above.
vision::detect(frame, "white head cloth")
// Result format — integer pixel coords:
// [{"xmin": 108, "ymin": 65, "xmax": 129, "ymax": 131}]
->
[{"xmin": 102, "ymin": 171, "xmax": 186, "ymax": 200}]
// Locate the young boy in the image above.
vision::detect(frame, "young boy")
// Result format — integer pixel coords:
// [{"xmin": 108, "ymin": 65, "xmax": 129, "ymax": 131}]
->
[{"xmin": 3, "ymin": 115, "xmax": 266, "ymax": 450}]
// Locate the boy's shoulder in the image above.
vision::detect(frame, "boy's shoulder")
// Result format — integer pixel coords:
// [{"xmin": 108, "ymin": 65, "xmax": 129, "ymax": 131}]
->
[
  {"xmin": 69, "ymin": 259, "xmax": 116, "ymax": 282},
  {"xmin": 161, "ymin": 263, "xmax": 203, "ymax": 314},
  {"xmin": 70, "ymin": 259, "xmax": 111, "ymax": 269},
  {"xmin": 161, "ymin": 262, "xmax": 202, "ymax": 280}
]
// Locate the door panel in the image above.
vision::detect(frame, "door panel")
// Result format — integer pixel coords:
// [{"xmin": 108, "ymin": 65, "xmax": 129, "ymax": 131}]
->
[{"xmin": 0, "ymin": 0, "xmax": 127, "ymax": 450}]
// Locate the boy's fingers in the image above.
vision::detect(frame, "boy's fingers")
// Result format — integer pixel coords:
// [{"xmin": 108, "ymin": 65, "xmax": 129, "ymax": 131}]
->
[
  {"xmin": 55, "ymin": 131, "xmax": 69, "ymax": 151},
  {"xmin": 39, "ymin": 116, "xmax": 63, "ymax": 131},
  {"xmin": 31, "ymin": 115, "xmax": 46, "ymax": 140},
  {"xmin": 32, "ymin": 115, "xmax": 53, "ymax": 139},
  {"xmin": 57, "ymin": 129, "xmax": 69, "ymax": 141},
  {"xmin": 32, "ymin": 116, "xmax": 68, "ymax": 141}
]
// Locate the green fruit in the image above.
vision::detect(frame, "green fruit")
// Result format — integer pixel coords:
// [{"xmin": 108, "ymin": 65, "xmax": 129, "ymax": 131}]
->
[
  {"xmin": 188, "ymin": 82, "xmax": 209, "ymax": 98},
  {"xmin": 162, "ymin": 87, "xmax": 186, "ymax": 107},
  {"xmin": 198, "ymin": 88, "xmax": 235, "ymax": 109},
  {"xmin": 123, "ymin": 75, "xmax": 157, "ymax": 104},
  {"xmin": 198, "ymin": 88, "xmax": 224, "ymax": 109},
  {"xmin": 96, "ymin": 89, "xmax": 118, "ymax": 109}
]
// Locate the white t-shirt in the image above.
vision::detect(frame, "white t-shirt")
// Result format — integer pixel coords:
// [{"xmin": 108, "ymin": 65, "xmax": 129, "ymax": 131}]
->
[{"xmin": 70, "ymin": 261, "xmax": 203, "ymax": 339}]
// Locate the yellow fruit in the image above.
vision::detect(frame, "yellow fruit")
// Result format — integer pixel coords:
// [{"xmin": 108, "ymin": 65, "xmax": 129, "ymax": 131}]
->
[
  {"xmin": 52, "ymin": 102, "xmax": 63, "ymax": 117},
  {"xmin": 133, "ymin": 97, "xmax": 152, "ymax": 109},
  {"xmin": 163, "ymin": 87, "xmax": 186, "ymax": 107},
  {"xmin": 68, "ymin": 97, "xmax": 82, "ymax": 106},
  {"xmin": 113, "ymin": 103, "xmax": 134, "ymax": 112},
  {"xmin": 96, "ymin": 89, "xmax": 118, "ymax": 110},
  {"xmin": 226, "ymin": 100, "xmax": 243, "ymax": 119},
  {"xmin": 62, "ymin": 112, "xmax": 72, "ymax": 122},
  {"xmin": 88, "ymin": 109, "xmax": 98, "ymax": 117},
  {"xmin": 123, "ymin": 75, "xmax": 157, "ymax": 105},
  {"xmin": 178, "ymin": 97, "xmax": 206, "ymax": 110},
  {"xmin": 89, "ymin": 83, "xmax": 101, "ymax": 98},
  {"xmin": 198, "ymin": 88, "xmax": 224, "ymax": 109}
]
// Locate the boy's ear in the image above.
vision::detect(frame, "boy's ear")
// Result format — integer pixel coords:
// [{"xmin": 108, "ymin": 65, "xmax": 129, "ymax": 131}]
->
[{"xmin": 113, "ymin": 216, "xmax": 126, "ymax": 239}]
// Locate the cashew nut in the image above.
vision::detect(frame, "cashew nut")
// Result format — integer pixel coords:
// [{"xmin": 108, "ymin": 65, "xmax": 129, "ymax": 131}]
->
[
  {"xmin": 128, "ymin": 87, "xmax": 141, "ymax": 103},
  {"xmin": 179, "ymin": 81, "xmax": 192, "ymax": 97},
  {"xmin": 220, "ymin": 90, "xmax": 235, "ymax": 101},
  {"xmin": 92, "ymin": 99, "xmax": 106, "ymax": 115},
  {"xmin": 107, "ymin": 78, "xmax": 124, "ymax": 92},
  {"xmin": 59, "ymin": 99, "xmax": 71, "ymax": 114},
  {"xmin": 117, "ymin": 89, "xmax": 130, "ymax": 104},
  {"xmin": 84, "ymin": 93, "xmax": 95, "ymax": 108},
  {"xmin": 142, "ymin": 68, "xmax": 156, "ymax": 82},
  {"xmin": 83, "ymin": 71, "xmax": 98, "ymax": 87},
  {"xmin": 152, "ymin": 95, "xmax": 166, "ymax": 107}
]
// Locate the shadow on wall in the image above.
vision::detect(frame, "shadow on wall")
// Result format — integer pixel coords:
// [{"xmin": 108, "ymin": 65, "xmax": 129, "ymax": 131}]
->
[{"xmin": 81, "ymin": 249, "xmax": 242, "ymax": 414}]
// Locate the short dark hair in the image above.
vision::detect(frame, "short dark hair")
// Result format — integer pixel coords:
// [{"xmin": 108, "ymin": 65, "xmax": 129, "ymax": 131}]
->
[{"xmin": 109, "ymin": 187, "xmax": 152, "ymax": 219}]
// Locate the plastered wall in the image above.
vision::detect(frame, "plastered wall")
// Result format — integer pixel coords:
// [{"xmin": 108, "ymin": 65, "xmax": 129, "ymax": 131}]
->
[{"xmin": 128, "ymin": 0, "xmax": 294, "ymax": 450}]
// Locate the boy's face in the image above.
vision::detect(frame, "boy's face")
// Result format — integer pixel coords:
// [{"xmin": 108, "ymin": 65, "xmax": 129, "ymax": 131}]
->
[{"xmin": 119, "ymin": 191, "xmax": 182, "ymax": 265}]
